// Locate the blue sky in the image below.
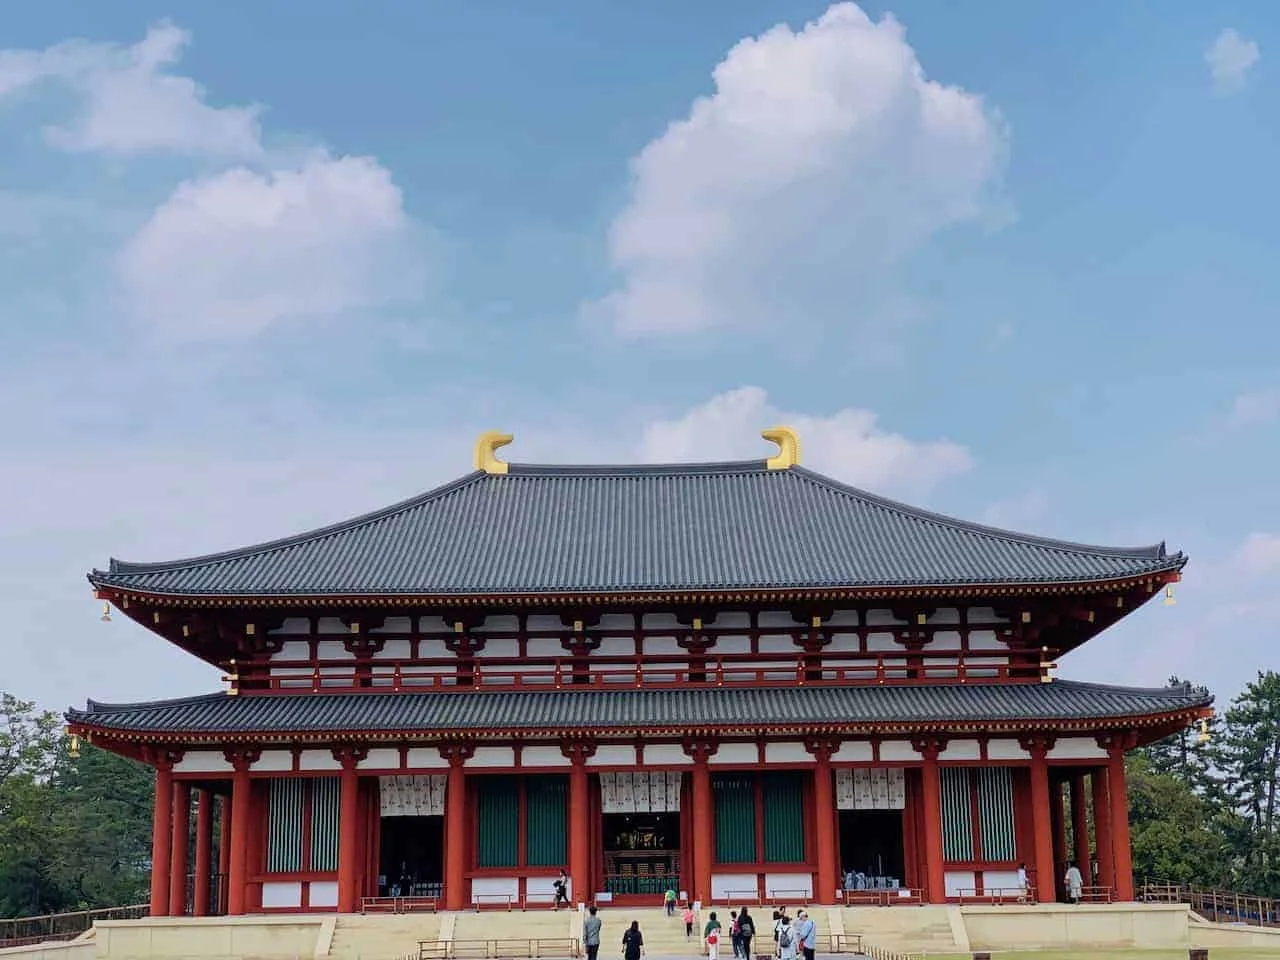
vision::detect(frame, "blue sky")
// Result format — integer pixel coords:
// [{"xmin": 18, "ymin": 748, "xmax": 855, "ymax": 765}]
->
[{"xmin": 1, "ymin": 1, "xmax": 1274, "ymax": 713}]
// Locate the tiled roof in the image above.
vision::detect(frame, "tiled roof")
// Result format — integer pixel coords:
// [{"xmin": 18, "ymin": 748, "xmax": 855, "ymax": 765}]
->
[
  {"xmin": 66, "ymin": 681, "xmax": 1211, "ymax": 738},
  {"xmin": 88, "ymin": 460, "xmax": 1185, "ymax": 598}
]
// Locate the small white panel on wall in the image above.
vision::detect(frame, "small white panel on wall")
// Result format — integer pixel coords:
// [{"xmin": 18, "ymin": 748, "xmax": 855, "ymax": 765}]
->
[
  {"xmin": 709, "ymin": 743, "xmax": 758, "ymax": 765},
  {"xmin": 865, "ymin": 609, "xmax": 908, "ymax": 626},
  {"xmin": 929, "ymin": 608, "xmax": 962, "ymax": 625},
  {"xmin": 939, "ymin": 740, "xmax": 982, "ymax": 762},
  {"xmin": 944, "ymin": 871, "xmax": 976, "ymax": 898},
  {"xmin": 309, "ymin": 881, "xmax": 339, "ymax": 908},
  {"xmin": 643, "ymin": 744, "xmax": 692, "ymax": 766},
  {"xmin": 1048, "ymin": 737, "xmax": 1108, "ymax": 760},
  {"xmin": 316, "ymin": 639, "xmax": 355, "ymax": 660},
  {"xmin": 711, "ymin": 874, "xmax": 758, "ymax": 900},
  {"xmin": 832, "ymin": 742, "xmax": 874, "ymax": 763},
  {"xmin": 466, "ymin": 747, "xmax": 516, "ymax": 768},
  {"xmin": 174, "ymin": 751, "xmax": 233, "ymax": 774},
  {"xmin": 982, "ymin": 870, "xmax": 1021, "ymax": 893},
  {"xmin": 588, "ymin": 745, "xmax": 636, "ymax": 767},
  {"xmin": 372, "ymin": 638, "xmax": 411, "ymax": 661},
  {"xmin": 405, "ymin": 748, "xmax": 449, "ymax": 769},
  {"xmin": 475, "ymin": 638, "xmax": 519, "ymax": 658},
  {"xmin": 764, "ymin": 873, "xmax": 812, "ymax": 898},
  {"xmin": 359, "ymin": 748, "xmax": 401, "ymax": 770},
  {"xmin": 379, "ymin": 775, "xmax": 446, "ymax": 816},
  {"xmin": 986, "ymin": 740, "xmax": 1031, "ymax": 761},
  {"xmin": 967, "ymin": 630, "xmax": 1006, "ymax": 651},
  {"xmin": 255, "ymin": 751, "xmax": 294, "ymax": 772},
  {"xmin": 713, "ymin": 635, "xmax": 751, "ymax": 654},
  {"xmin": 476, "ymin": 615, "xmax": 519, "ymax": 633},
  {"xmin": 261, "ymin": 881, "xmax": 302, "ymax": 909},
  {"xmin": 270, "ymin": 640, "xmax": 310, "ymax": 662},
  {"xmin": 763, "ymin": 742, "xmax": 810, "ymax": 764},
  {"xmin": 879, "ymin": 741, "xmax": 917, "ymax": 762},
  {"xmin": 268, "ymin": 618, "xmax": 311, "ymax": 636},
  {"xmin": 521, "ymin": 746, "xmax": 570, "ymax": 768},
  {"xmin": 471, "ymin": 877, "xmax": 520, "ymax": 903},
  {"xmin": 372, "ymin": 617, "xmax": 413, "ymax": 634},
  {"xmin": 643, "ymin": 636, "xmax": 681, "ymax": 655},
  {"xmin": 299, "ymin": 750, "xmax": 342, "ymax": 772}
]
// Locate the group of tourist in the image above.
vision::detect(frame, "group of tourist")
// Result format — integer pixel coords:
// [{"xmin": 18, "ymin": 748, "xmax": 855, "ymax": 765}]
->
[{"xmin": 582, "ymin": 898, "xmax": 818, "ymax": 960}]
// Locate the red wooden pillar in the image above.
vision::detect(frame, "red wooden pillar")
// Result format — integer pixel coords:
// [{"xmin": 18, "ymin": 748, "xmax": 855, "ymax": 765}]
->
[
  {"xmin": 684, "ymin": 740, "xmax": 716, "ymax": 906},
  {"xmin": 564, "ymin": 741, "xmax": 595, "ymax": 903},
  {"xmin": 1091, "ymin": 768, "xmax": 1115, "ymax": 894},
  {"xmin": 1106, "ymin": 741, "xmax": 1134, "ymax": 901},
  {"xmin": 149, "ymin": 758, "xmax": 175, "ymax": 917},
  {"xmin": 335, "ymin": 747, "xmax": 366, "ymax": 913},
  {"xmin": 217, "ymin": 795, "xmax": 231, "ymax": 913},
  {"xmin": 193, "ymin": 789, "xmax": 213, "ymax": 916},
  {"xmin": 442, "ymin": 744, "xmax": 473, "ymax": 912},
  {"xmin": 169, "ymin": 781, "xmax": 191, "ymax": 916},
  {"xmin": 1049, "ymin": 776, "xmax": 1066, "ymax": 900},
  {"xmin": 226, "ymin": 750, "xmax": 257, "ymax": 915},
  {"xmin": 806, "ymin": 740, "xmax": 838, "ymax": 904},
  {"xmin": 1026, "ymin": 738, "xmax": 1057, "ymax": 904},
  {"xmin": 914, "ymin": 737, "xmax": 947, "ymax": 904},
  {"xmin": 1070, "ymin": 773, "xmax": 1091, "ymax": 882}
]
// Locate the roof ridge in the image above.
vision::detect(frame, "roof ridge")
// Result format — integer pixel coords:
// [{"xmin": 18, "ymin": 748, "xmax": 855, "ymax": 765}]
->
[
  {"xmin": 75, "ymin": 691, "xmax": 229, "ymax": 714},
  {"xmin": 790, "ymin": 467, "xmax": 1178, "ymax": 562},
  {"xmin": 99, "ymin": 470, "xmax": 489, "ymax": 576},
  {"xmin": 508, "ymin": 459, "xmax": 770, "ymax": 477}
]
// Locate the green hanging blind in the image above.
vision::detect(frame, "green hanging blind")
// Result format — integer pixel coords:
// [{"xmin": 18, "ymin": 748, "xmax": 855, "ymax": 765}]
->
[
  {"xmin": 525, "ymin": 776, "xmax": 568, "ymax": 867},
  {"xmin": 309, "ymin": 777, "xmax": 341, "ymax": 872},
  {"xmin": 266, "ymin": 779, "xmax": 304, "ymax": 873},
  {"xmin": 476, "ymin": 777, "xmax": 519, "ymax": 867},
  {"xmin": 976, "ymin": 768, "xmax": 1016, "ymax": 861},
  {"xmin": 940, "ymin": 768, "xmax": 975, "ymax": 862},
  {"xmin": 762, "ymin": 773, "xmax": 805, "ymax": 863},
  {"xmin": 713, "ymin": 773, "xmax": 757, "ymax": 864}
]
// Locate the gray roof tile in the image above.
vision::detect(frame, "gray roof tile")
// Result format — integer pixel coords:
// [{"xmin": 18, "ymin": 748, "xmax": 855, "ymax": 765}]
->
[
  {"xmin": 66, "ymin": 681, "xmax": 1211, "ymax": 738},
  {"xmin": 88, "ymin": 460, "xmax": 1185, "ymax": 597}
]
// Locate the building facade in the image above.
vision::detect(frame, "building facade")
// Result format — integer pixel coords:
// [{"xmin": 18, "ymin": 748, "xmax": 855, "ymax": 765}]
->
[{"xmin": 66, "ymin": 430, "xmax": 1211, "ymax": 917}]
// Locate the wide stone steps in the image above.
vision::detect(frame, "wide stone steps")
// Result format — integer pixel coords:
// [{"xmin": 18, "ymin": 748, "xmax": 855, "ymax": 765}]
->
[{"xmin": 329, "ymin": 914, "xmax": 443, "ymax": 960}]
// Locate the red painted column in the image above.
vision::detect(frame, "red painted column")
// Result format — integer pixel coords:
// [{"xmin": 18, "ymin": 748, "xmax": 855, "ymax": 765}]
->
[
  {"xmin": 1070, "ymin": 773, "xmax": 1091, "ymax": 884},
  {"xmin": 1106, "ymin": 741, "xmax": 1134, "ymax": 901},
  {"xmin": 193, "ymin": 789, "xmax": 213, "ymax": 916},
  {"xmin": 442, "ymin": 744, "xmax": 473, "ymax": 911},
  {"xmin": 217, "ymin": 795, "xmax": 231, "ymax": 914},
  {"xmin": 169, "ymin": 781, "xmax": 191, "ymax": 916},
  {"xmin": 335, "ymin": 747, "xmax": 366, "ymax": 913},
  {"xmin": 149, "ymin": 758, "xmax": 175, "ymax": 917},
  {"xmin": 914, "ymin": 738, "xmax": 947, "ymax": 904},
  {"xmin": 1050, "ymin": 776, "xmax": 1066, "ymax": 900},
  {"xmin": 564, "ymin": 741, "xmax": 596, "ymax": 904},
  {"xmin": 1091, "ymin": 768, "xmax": 1115, "ymax": 894},
  {"xmin": 226, "ymin": 750, "xmax": 257, "ymax": 915},
  {"xmin": 684, "ymin": 740, "xmax": 717, "ymax": 906},
  {"xmin": 806, "ymin": 740, "xmax": 838, "ymax": 904},
  {"xmin": 1026, "ymin": 738, "xmax": 1057, "ymax": 904}
]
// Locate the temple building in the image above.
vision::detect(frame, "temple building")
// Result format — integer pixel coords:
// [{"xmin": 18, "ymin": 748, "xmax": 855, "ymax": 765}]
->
[{"xmin": 66, "ymin": 429, "xmax": 1211, "ymax": 917}]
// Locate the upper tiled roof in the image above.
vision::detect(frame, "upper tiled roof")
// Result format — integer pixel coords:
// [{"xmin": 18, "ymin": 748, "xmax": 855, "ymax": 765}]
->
[
  {"xmin": 88, "ymin": 459, "xmax": 1184, "ymax": 598},
  {"xmin": 66, "ymin": 681, "xmax": 1211, "ymax": 738}
]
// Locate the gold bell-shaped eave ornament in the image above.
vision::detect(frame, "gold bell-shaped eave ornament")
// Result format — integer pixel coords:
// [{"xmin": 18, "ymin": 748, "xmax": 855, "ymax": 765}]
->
[
  {"xmin": 100, "ymin": 600, "xmax": 112, "ymax": 622},
  {"xmin": 1163, "ymin": 584, "xmax": 1176, "ymax": 606},
  {"xmin": 67, "ymin": 731, "xmax": 81, "ymax": 759},
  {"xmin": 1197, "ymin": 717, "xmax": 1210, "ymax": 745}
]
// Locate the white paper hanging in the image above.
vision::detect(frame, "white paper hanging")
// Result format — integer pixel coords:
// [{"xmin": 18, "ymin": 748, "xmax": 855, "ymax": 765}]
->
[
  {"xmin": 379, "ymin": 775, "xmax": 445, "ymax": 817},
  {"xmin": 886, "ymin": 768, "xmax": 906, "ymax": 809},
  {"xmin": 835, "ymin": 768, "xmax": 856, "ymax": 810}
]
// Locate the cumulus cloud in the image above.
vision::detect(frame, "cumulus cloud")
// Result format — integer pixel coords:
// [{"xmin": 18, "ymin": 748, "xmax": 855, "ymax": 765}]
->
[
  {"xmin": 589, "ymin": 2, "xmax": 1007, "ymax": 338},
  {"xmin": 1206, "ymin": 28, "xmax": 1260, "ymax": 92},
  {"xmin": 1229, "ymin": 387, "xmax": 1280, "ymax": 426},
  {"xmin": 639, "ymin": 386, "xmax": 971, "ymax": 497},
  {"xmin": 115, "ymin": 154, "xmax": 427, "ymax": 338},
  {"xmin": 0, "ymin": 21, "xmax": 262, "ymax": 158}
]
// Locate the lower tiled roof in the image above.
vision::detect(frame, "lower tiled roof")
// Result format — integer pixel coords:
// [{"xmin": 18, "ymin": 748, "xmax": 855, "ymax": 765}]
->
[{"xmin": 67, "ymin": 681, "xmax": 1211, "ymax": 739}]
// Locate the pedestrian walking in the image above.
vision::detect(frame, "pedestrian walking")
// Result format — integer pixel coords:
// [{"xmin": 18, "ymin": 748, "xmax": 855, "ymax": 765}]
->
[
  {"xmin": 776, "ymin": 916, "xmax": 796, "ymax": 960},
  {"xmin": 583, "ymin": 905, "xmax": 602, "ymax": 960},
  {"xmin": 682, "ymin": 904, "xmax": 696, "ymax": 939},
  {"xmin": 793, "ymin": 909, "xmax": 816, "ymax": 960},
  {"xmin": 738, "ymin": 906, "xmax": 756, "ymax": 959},
  {"xmin": 622, "ymin": 920, "xmax": 645, "ymax": 960},
  {"xmin": 704, "ymin": 910, "xmax": 723, "ymax": 960}
]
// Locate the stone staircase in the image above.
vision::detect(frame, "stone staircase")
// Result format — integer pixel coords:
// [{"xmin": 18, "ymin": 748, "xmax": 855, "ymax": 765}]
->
[
  {"xmin": 595, "ymin": 906, "xmax": 701, "ymax": 956},
  {"xmin": 839, "ymin": 906, "xmax": 965, "ymax": 955},
  {"xmin": 328, "ymin": 913, "xmax": 443, "ymax": 960}
]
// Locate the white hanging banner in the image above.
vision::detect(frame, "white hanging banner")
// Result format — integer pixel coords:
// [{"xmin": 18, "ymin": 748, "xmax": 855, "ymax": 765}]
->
[
  {"xmin": 837, "ymin": 768, "xmax": 905, "ymax": 811},
  {"xmin": 599, "ymin": 771, "xmax": 682, "ymax": 813},
  {"xmin": 379, "ymin": 775, "xmax": 446, "ymax": 817}
]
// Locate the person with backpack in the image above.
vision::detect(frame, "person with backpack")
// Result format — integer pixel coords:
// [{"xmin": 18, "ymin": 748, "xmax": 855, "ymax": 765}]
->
[
  {"xmin": 703, "ymin": 910, "xmax": 722, "ymax": 960},
  {"xmin": 737, "ymin": 907, "xmax": 756, "ymax": 959},
  {"xmin": 730, "ymin": 911, "xmax": 742, "ymax": 958},
  {"xmin": 792, "ymin": 909, "xmax": 816, "ymax": 960},
  {"xmin": 552, "ymin": 869, "xmax": 570, "ymax": 910},
  {"xmin": 776, "ymin": 916, "xmax": 796, "ymax": 960},
  {"xmin": 664, "ymin": 887, "xmax": 677, "ymax": 917},
  {"xmin": 621, "ymin": 920, "xmax": 645, "ymax": 960}
]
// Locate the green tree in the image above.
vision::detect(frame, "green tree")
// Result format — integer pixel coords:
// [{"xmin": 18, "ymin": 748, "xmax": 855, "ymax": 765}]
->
[{"xmin": 1127, "ymin": 751, "xmax": 1232, "ymax": 887}]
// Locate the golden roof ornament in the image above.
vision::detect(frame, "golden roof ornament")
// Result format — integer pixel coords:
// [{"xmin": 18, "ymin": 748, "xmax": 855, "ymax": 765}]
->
[
  {"xmin": 474, "ymin": 431, "xmax": 514, "ymax": 475},
  {"xmin": 762, "ymin": 426, "xmax": 800, "ymax": 470}
]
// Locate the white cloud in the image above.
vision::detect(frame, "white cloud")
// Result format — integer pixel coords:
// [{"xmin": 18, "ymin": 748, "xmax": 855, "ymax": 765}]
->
[
  {"xmin": 1230, "ymin": 532, "xmax": 1280, "ymax": 579},
  {"xmin": 589, "ymin": 2, "xmax": 1006, "ymax": 338},
  {"xmin": 639, "ymin": 386, "xmax": 971, "ymax": 497},
  {"xmin": 1229, "ymin": 387, "xmax": 1280, "ymax": 426},
  {"xmin": 0, "ymin": 21, "xmax": 262, "ymax": 158},
  {"xmin": 1206, "ymin": 28, "xmax": 1260, "ymax": 93},
  {"xmin": 115, "ymin": 154, "xmax": 427, "ymax": 338}
]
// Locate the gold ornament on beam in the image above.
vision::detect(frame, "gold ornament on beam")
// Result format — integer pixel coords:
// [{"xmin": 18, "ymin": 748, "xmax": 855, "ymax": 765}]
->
[
  {"xmin": 1197, "ymin": 717, "xmax": 1211, "ymax": 744},
  {"xmin": 100, "ymin": 601, "xmax": 112, "ymax": 623},
  {"xmin": 1164, "ymin": 585, "xmax": 1176, "ymax": 606}
]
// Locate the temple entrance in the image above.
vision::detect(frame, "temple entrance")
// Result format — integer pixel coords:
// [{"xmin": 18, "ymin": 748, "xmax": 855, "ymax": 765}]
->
[
  {"xmin": 602, "ymin": 811, "xmax": 681, "ymax": 897},
  {"xmin": 378, "ymin": 816, "xmax": 444, "ymax": 897},
  {"xmin": 838, "ymin": 811, "xmax": 905, "ymax": 891}
]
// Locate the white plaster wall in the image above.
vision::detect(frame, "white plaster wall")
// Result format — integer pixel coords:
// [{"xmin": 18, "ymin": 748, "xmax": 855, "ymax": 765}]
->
[
  {"xmin": 945, "ymin": 871, "xmax": 977, "ymax": 897},
  {"xmin": 866, "ymin": 633, "xmax": 899, "ymax": 652},
  {"xmin": 757, "ymin": 610, "xmax": 802, "ymax": 628},
  {"xmin": 526, "ymin": 875, "xmax": 571, "ymax": 902},
  {"xmin": 522, "ymin": 746, "xmax": 570, "ymax": 768},
  {"xmin": 929, "ymin": 631, "xmax": 963, "ymax": 650},
  {"xmin": 643, "ymin": 636, "xmax": 681, "ymax": 655},
  {"xmin": 644, "ymin": 745, "xmax": 692, "ymax": 766},
  {"xmin": 763, "ymin": 742, "xmax": 810, "ymax": 764},
  {"xmin": 268, "ymin": 618, "xmax": 311, "ymax": 635},
  {"xmin": 592, "ymin": 613, "xmax": 638, "ymax": 632},
  {"xmin": 467, "ymin": 747, "xmax": 516, "ymax": 768},
  {"xmin": 879, "ymin": 742, "xmax": 917, "ymax": 762},
  {"xmin": 359, "ymin": 748, "xmax": 401, "ymax": 771},
  {"xmin": 709, "ymin": 611, "xmax": 751, "ymax": 629},
  {"xmin": 826, "ymin": 633, "xmax": 860, "ymax": 652},
  {"xmin": 405, "ymin": 748, "xmax": 448, "ymax": 769},
  {"xmin": 764, "ymin": 873, "xmax": 813, "ymax": 898},
  {"xmin": 832, "ymin": 742, "xmax": 874, "ymax": 763},
  {"xmin": 310, "ymin": 881, "xmax": 338, "ymax": 908},
  {"xmin": 983, "ymin": 870, "xmax": 1022, "ymax": 893},
  {"xmin": 472, "ymin": 877, "xmax": 520, "ymax": 904},
  {"xmin": 474, "ymin": 638, "xmax": 519, "ymax": 658},
  {"xmin": 713, "ymin": 636, "xmax": 751, "ymax": 654},
  {"xmin": 711, "ymin": 874, "xmax": 758, "ymax": 900},
  {"xmin": 987, "ymin": 740, "xmax": 1031, "ymax": 761},
  {"xmin": 1048, "ymin": 737, "xmax": 1108, "ymax": 760},
  {"xmin": 588, "ymin": 637, "xmax": 635, "ymax": 659},
  {"xmin": 475, "ymin": 615, "xmax": 519, "ymax": 633},
  {"xmin": 967, "ymin": 607, "xmax": 1007, "ymax": 624},
  {"xmin": 372, "ymin": 638, "xmax": 411, "ymax": 660},
  {"xmin": 418, "ymin": 637, "xmax": 450, "ymax": 658},
  {"xmin": 317, "ymin": 618, "xmax": 348, "ymax": 635},
  {"xmin": 589, "ymin": 745, "xmax": 636, "ymax": 767},
  {"xmin": 255, "ymin": 751, "xmax": 294, "ymax": 772},
  {"xmin": 419, "ymin": 616, "xmax": 451, "ymax": 633},
  {"xmin": 299, "ymin": 750, "xmax": 341, "ymax": 772},
  {"xmin": 372, "ymin": 616, "xmax": 413, "ymax": 634},
  {"xmin": 526, "ymin": 615, "xmax": 561, "ymax": 632},
  {"xmin": 866, "ymin": 609, "xmax": 908, "ymax": 626},
  {"xmin": 174, "ymin": 751, "xmax": 233, "ymax": 774},
  {"xmin": 826, "ymin": 610, "xmax": 860, "ymax": 626},
  {"xmin": 261, "ymin": 882, "xmax": 302, "ymax": 909},
  {"xmin": 269, "ymin": 640, "xmax": 311, "ymax": 662},
  {"xmin": 641, "ymin": 613, "xmax": 682, "ymax": 630},
  {"xmin": 968, "ymin": 630, "xmax": 1007, "ymax": 651},
  {"xmin": 710, "ymin": 743, "xmax": 758, "ymax": 766},
  {"xmin": 315, "ymin": 640, "xmax": 355, "ymax": 661},
  {"xmin": 758, "ymin": 636, "xmax": 797, "ymax": 654},
  {"xmin": 939, "ymin": 740, "xmax": 982, "ymax": 762},
  {"xmin": 525, "ymin": 638, "xmax": 562, "ymax": 658},
  {"xmin": 929, "ymin": 608, "xmax": 962, "ymax": 625}
]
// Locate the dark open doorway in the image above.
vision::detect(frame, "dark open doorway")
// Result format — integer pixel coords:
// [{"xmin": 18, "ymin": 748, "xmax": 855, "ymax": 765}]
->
[
  {"xmin": 838, "ymin": 811, "xmax": 905, "ymax": 887},
  {"xmin": 379, "ymin": 816, "xmax": 444, "ymax": 898},
  {"xmin": 602, "ymin": 812, "xmax": 681, "ymax": 897}
]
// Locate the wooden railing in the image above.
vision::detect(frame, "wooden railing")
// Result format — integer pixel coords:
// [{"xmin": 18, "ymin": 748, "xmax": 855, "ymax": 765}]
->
[
  {"xmin": 1141, "ymin": 882, "xmax": 1280, "ymax": 927},
  {"xmin": 0, "ymin": 904, "xmax": 149, "ymax": 948},
  {"xmin": 840, "ymin": 887, "xmax": 923, "ymax": 906},
  {"xmin": 418, "ymin": 937, "xmax": 580, "ymax": 959}
]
